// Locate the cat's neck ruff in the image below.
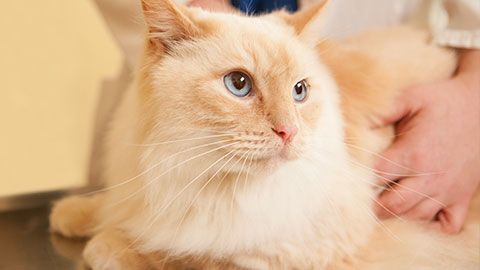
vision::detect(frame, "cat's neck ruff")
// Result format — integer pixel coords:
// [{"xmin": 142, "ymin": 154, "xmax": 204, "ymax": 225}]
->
[
  {"xmin": 104, "ymin": 77, "xmax": 376, "ymax": 265},
  {"xmin": 130, "ymin": 147, "xmax": 375, "ymax": 266}
]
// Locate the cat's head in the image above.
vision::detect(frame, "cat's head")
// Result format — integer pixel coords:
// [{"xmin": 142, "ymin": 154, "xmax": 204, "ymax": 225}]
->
[{"xmin": 137, "ymin": 0, "xmax": 343, "ymax": 174}]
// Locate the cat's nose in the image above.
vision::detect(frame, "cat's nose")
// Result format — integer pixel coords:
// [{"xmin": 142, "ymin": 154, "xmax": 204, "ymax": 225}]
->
[{"xmin": 272, "ymin": 125, "xmax": 298, "ymax": 144}]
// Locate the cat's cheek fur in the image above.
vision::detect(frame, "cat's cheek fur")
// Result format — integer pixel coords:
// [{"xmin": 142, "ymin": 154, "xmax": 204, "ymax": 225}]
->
[
  {"xmin": 49, "ymin": 1, "xmax": 479, "ymax": 268},
  {"xmin": 96, "ymin": 59, "xmax": 376, "ymax": 268}
]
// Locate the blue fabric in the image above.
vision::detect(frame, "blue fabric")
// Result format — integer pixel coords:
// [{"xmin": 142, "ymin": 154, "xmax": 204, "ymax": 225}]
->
[{"xmin": 231, "ymin": 0, "xmax": 298, "ymax": 14}]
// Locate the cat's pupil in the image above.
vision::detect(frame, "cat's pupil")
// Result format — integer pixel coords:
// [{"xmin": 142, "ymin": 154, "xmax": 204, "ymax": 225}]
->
[
  {"xmin": 295, "ymin": 82, "xmax": 304, "ymax": 94},
  {"xmin": 231, "ymin": 73, "xmax": 246, "ymax": 90}
]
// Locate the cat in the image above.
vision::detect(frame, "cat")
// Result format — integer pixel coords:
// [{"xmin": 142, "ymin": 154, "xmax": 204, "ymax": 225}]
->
[{"xmin": 50, "ymin": 0, "xmax": 480, "ymax": 269}]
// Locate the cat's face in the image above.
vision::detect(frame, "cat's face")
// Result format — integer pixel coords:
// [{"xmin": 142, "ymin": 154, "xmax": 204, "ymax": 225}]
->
[{"xmin": 139, "ymin": 1, "xmax": 338, "ymax": 172}]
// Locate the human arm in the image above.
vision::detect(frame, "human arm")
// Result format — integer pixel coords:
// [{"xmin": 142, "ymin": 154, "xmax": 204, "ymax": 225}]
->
[{"xmin": 375, "ymin": 49, "xmax": 480, "ymax": 234}]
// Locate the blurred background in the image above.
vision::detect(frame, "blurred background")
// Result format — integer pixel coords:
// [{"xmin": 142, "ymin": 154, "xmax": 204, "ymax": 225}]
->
[
  {"xmin": 0, "ymin": 0, "xmax": 402, "ymax": 202},
  {"xmin": 0, "ymin": 0, "xmax": 477, "ymax": 269},
  {"xmin": 0, "ymin": 2, "xmax": 136, "ymax": 268},
  {"xmin": 0, "ymin": 0, "xmax": 434, "ymax": 208},
  {"xmin": 0, "ymin": 1, "xmax": 122, "ymax": 200}
]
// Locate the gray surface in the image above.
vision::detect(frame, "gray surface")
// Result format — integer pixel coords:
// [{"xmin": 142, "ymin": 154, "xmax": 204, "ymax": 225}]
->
[{"xmin": 0, "ymin": 206, "xmax": 86, "ymax": 270}]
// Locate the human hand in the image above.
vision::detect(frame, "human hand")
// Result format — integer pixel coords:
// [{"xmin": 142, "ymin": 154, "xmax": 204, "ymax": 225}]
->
[
  {"xmin": 375, "ymin": 50, "xmax": 480, "ymax": 234},
  {"xmin": 188, "ymin": 0, "xmax": 236, "ymax": 12}
]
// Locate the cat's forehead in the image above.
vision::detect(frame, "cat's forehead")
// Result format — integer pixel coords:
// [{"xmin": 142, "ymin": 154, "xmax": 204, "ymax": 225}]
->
[
  {"xmin": 216, "ymin": 14, "xmax": 298, "ymax": 49},
  {"xmin": 190, "ymin": 14, "xmax": 310, "ymax": 81}
]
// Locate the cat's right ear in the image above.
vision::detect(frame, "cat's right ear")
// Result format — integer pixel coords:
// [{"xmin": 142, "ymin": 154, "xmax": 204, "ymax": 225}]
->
[
  {"xmin": 276, "ymin": 0, "xmax": 330, "ymax": 45},
  {"xmin": 141, "ymin": 0, "xmax": 201, "ymax": 51}
]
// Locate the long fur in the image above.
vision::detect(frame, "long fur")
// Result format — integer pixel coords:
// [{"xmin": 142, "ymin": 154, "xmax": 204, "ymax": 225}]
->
[{"xmin": 50, "ymin": 1, "xmax": 479, "ymax": 269}]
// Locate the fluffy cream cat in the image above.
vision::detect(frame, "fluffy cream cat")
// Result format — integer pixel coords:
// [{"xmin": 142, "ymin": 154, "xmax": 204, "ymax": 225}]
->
[{"xmin": 50, "ymin": 0, "xmax": 480, "ymax": 269}]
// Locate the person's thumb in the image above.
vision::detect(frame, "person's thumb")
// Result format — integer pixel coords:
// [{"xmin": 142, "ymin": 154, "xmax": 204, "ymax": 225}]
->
[{"xmin": 372, "ymin": 92, "xmax": 416, "ymax": 128}]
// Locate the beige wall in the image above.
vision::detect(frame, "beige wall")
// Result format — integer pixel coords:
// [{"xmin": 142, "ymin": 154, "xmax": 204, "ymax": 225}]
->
[{"xmin": 0, "ymin": 1, "xmax": 122, "ymax": 196}]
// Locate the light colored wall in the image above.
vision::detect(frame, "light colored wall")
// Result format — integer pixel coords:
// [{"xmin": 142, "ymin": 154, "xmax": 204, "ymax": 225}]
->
[{"xmin": 0, "ymin": 1, "xmax": 122, "ymax": 196}]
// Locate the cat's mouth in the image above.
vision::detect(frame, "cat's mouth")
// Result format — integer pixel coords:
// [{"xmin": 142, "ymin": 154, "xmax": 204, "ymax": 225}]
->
[
  {"xmin": 232, "ymin": 144, "xmax": 301, "ymax": 165},
  {"xmin": 224, "ymin": 134, "xmax": 303, "ymax": 167}
]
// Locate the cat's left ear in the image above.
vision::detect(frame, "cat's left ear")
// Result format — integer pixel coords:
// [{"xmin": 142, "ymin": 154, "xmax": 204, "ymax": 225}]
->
[
  {"xmin": 141, "ymin": 0, "xmax": 202, "ymax": 51},
  {"xmin": 277, "ymin": 0, "xmax": 330, "ymax": 44}
]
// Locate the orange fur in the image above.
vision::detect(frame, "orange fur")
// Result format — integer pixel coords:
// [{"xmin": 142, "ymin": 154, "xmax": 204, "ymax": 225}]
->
[{"xmin": 50, "ymin": 1, "xmax": 479, "ymax": 269}]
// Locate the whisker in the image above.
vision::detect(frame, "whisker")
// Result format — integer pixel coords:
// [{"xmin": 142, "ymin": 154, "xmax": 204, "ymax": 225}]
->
[
  {"xmin": 158, "ymin": 147, "xmax": 241, "ymax": 214},
  {"xmin": 309, "ymin": 142, "xmax": 445, "ymax": 208},
  {"xmin": 363, "ymin": 204, "xmax": 403, "ymax": 242},
  {"xmin": 82, "ymin": 139, "xmax": 238, "ymax": 197},
  {"xmin": 346, "ymin": 157, "xmax": 447, "ymax": 207},
  {"xmin": 123, "ymin": 146, "xmax": 240, "ymax": 256},
  {"xmin": 160, "ymin": 150, "xmax": 238, "ymax": 268},
  {"xmin": 105, "ymin": 141, "xmax": 240, "ymax": 209},
  {"xmin": 242, "ymin": 152, "xmax": 255, "ymax": 194},
  {"xmin": 344, "ymin": 142, "xmax": 443, "ymax": 176},
  {"xmin": 347, "ymin": 159, "xmax": 446, "ymax": 208},
  {"xmin": 230, "ymin": 151, "xmax": 250, "ymax": 219},
  {"xmin": 300, "ymin": 154, "xmax": 403, "ymax": 242},
  {"xmin": 308, "ymin": 150, "xmax": 407, "ymax": 201},
  {"xmin": 372, "ymin": 198, "xmax": 407, "ymax": 221},
  {"xmin": 207, "ymin": 151, "xmax": 250, "ymax": 207},
  {"xmin": 312, "ymin": 135, "xmax": 437, "ymax": 177},
  {"xmin": 176, "ymin": 127, "xmax": 240, "ymax": 135},
  {"xmin": 313, "ymin": 155, "xmax": 407, "ymax": 222},
  {"xmin": 129, "ymin": 134, "xmax": 234, "ymax": 147}
]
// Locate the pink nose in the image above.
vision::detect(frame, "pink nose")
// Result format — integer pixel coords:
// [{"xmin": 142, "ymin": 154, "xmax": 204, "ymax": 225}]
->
[{"xmin": 272, "ymin": 125, "xmax": 298, "ymax": 144}]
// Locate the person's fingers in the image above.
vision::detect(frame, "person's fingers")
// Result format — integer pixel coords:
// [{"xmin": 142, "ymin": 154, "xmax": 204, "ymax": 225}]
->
[
  {"xmin": 375, "ymin": 178, "xmax": 427, "ymax": 218},
  {"xmin": 403, "ymin": 198, "xmax": 443, "ymax": 221},
  {"xmin": 373, "ymin": 89, "xmax": 424, "ymax": 186},
  {"xmin": 371, "ymin": 86, "xmax": 421, "ymax": 128},
  {"xmin": 438, "ymin": 198, "xmax": 470, "ymax": 234},
  {"xmin": 374, "ymin": 139, "xmax": 414, "ymax": 186}
]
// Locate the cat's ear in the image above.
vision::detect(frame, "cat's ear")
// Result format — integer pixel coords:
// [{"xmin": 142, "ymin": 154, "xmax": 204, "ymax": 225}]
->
[
  {"xmin": 141, "ymin": 0, "xmax": 201, "ymax": 51},
  {"xmin": 278, "ymin": 0, "xmax": 330, "ymax": 44}
]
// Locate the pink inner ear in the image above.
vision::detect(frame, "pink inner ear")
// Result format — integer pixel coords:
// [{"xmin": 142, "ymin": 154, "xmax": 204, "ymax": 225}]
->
[
  {"xmin": 279, "ymin": 0, "xmax": 330, "ymax": 35},
  {"xmin": 141, "ymin": 0, "xmax": 202, "ymax": 48}
]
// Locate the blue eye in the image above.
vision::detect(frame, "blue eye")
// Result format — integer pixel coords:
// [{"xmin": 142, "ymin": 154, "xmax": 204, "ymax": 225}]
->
[
  {"xmin": 224, "ymin": 71, "xmax": 252, "ymax": 97},
  {"xmin": 293, "ymin": 80, "xmax": 308, "ymax": 102}
]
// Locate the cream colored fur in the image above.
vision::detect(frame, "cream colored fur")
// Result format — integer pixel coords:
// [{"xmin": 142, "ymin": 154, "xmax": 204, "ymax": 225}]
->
[{"xmin": 50, "ymin": 1, "xmax": 479, "ymax": 269}]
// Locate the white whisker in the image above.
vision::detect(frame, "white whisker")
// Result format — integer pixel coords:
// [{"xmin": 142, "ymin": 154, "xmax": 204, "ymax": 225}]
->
[
  {"xmin": 160, "ymin": 149, "xmax": 238, "ymax": 268},
  {"xmin": 312, "ymin": 154, "xmax": 407, "ymax": 222},
  {"xmin": 242, "ymin": 152, "xmax": 255, "ymax": 194},
  {"xmin": 305, "ymin": 153, "xmax": 403, "ymax": 241},
  {"xmin": 230, "ymin": 151, "xmax": 250, "ymax": 219},
  {"xmin": 344, "ymin": 142, "xmax": 444, "ymax": 177},
  {"xmin": 105, "ymin": 141, "xmax": 240, "ymax": 209},
  {"xmin": 347, "ymin": 159, "xmax": 446, "ymax": 208},
  {"xmin": 208, "ymin": 151, "xmax": 250, "ymax": 207},
  {"xmin": 82, "ymin": 139, "xmax": 238, "ymax": 197},
  {"xmin": 122, "ymin": 145, "xmax": 240, "ymax": 256},
  {"xmin": 129, "ymin": 133, "xmax": 234, "ymax": 147}
]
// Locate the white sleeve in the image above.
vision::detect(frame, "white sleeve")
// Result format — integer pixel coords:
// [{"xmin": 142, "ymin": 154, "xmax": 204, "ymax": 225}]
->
[
  {"xmin": 93, "ymin": 0, "xmax": 189, "ymax": 69},
  {"xmin": 315, "ymin": 0, "xmax": 410, "ymax": 39},
  {"xmin": 93, "ymin": 0, "xmax": 144, "ymax": 69},
  {"xmin": 427, "ymin": 0, "xmax": 480, "ymax": 48}
]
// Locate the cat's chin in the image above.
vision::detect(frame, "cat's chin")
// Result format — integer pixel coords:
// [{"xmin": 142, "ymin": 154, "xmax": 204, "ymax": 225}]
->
[
  {"xmin": 225, "ymin": 148, "xmax": 301, "ymax": 175},
  {"xmin": 279, "ymin": 146, "xmax": 302, "ymax": 161},
  {"xmin": 252, "ymin": 147, "xmax": 302, "ymax": 169}
]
